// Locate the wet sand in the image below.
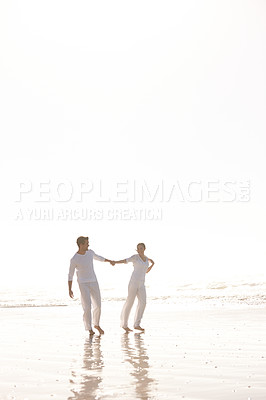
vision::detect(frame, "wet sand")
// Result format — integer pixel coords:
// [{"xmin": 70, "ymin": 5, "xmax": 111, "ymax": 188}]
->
[{"xmin": 1, "ymin": 302, "xmax": 266, "ymax": 399}]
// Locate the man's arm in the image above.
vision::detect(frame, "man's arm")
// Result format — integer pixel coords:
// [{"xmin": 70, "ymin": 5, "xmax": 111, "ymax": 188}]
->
[
  {"xmin": 68, "ymin": 280, "xmax": 74, "ymax": 298},
  {"xmin": 68, "ymin": 259, "xmax": 76, "ymax": 298},
  {"xmin": 93, "ymin": 251, "xmax": 114, "ymax": 264}
]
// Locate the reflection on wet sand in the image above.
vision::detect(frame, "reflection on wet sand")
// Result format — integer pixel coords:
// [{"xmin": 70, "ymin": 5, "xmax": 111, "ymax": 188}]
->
[
  {"xmin": 68, "ymin": 335, "xmax": 103, "ymax": 400},
  {"xmin": 121, "ymin": 333, "xmax": 156, "ymax": 399}
]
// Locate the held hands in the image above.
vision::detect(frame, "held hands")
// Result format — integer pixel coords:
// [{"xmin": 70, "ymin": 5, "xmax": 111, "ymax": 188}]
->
[{"xmin": 105, "ymin": 259, "xmax": 116, "ymax": 266}]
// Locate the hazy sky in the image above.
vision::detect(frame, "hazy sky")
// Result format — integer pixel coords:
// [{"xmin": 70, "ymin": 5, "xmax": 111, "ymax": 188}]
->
[{"xmin": 0, "ymin": 0, "xmax": 266, "ymax": 291}]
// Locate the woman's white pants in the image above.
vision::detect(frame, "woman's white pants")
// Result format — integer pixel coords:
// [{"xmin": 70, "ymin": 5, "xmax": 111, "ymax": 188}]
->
[
  {"xmin": 78, "ymin": 281, "xmax": 101, "ymax": 331},
  {"xmin": 121, "ymin": 278, "xmax": 146, "ymax": 328}
]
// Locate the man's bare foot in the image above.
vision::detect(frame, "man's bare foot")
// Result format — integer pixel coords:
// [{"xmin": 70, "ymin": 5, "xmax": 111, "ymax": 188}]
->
[
  {"xmin": 134, "ymin": 326, "xmax": 145, "ymax": 331},
  {"xmin": 122, "ymin": 327, "xmax": 133, "ymax": 333},
  {"xmin": 89, "ymin": 329, "xmax": 95, "ymax": 335},
  {"xmin": 94, "ymin": 325, "xmax": 104, "ymax": 334}
]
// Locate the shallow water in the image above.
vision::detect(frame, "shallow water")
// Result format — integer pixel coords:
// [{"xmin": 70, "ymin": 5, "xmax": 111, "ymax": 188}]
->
[{"xmin": 1, "ymin": 278, "xmax": 266, "ymax": 308}]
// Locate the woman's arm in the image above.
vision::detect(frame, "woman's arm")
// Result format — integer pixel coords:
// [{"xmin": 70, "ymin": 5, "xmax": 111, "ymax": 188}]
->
[
  {"xmin": 146, "ymin": 258, "xmax": 155, "ymax": 273},
  {"xmin": 113, "ymin": 259, "xmax": 127, "ymax": 264},
  {"xmin": 114, "ymin": 255, "xmax": 135, "ymax": 265}
]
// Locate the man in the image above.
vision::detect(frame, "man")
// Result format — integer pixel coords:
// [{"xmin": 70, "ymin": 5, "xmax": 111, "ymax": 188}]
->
[{"xmin": 68, "ymin": 236, "xmax": 113, "ymax": 335}]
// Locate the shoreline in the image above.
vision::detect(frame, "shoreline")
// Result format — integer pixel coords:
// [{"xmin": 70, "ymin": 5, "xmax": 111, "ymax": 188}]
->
[{"xmin": 1, "ymin": 303, "xmax": 266, "ymax": 399}]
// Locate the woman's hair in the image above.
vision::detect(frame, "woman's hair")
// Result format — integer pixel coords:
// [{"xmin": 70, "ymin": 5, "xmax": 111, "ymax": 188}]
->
[
  {"xmin": 137, "ymin": 242, "xmax": 146, "ymax": 250},
  {"xmin": 76, "ymin": 236, "xmax": 88, "ymax": 247}
]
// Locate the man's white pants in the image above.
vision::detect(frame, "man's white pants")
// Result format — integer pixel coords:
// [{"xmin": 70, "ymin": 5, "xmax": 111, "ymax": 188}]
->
[
  {"xmin": 78, "ymin": 281, "xmax": 101, "ymax": 331},
  {"xmin": 121, "ymin": 278, "xmax": 146, "ymax": 328}
]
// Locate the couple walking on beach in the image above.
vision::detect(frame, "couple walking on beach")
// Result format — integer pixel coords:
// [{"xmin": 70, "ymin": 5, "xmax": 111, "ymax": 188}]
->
[{"xmin": 68, "ymin": 236, "xmax": 155, "ymax": 335}]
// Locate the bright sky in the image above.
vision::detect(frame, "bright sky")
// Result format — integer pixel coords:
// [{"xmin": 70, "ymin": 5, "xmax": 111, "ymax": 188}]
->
[{"xmin": 0, "ymin": 0, "xmax": 266, "ymax": 292}]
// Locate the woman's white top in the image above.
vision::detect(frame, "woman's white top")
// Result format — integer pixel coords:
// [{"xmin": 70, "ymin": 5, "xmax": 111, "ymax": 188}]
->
[
  {"xmin": 126, "ymin": 254, "xmax": 149, "ymax": 282},
  {"xmin": 68, "ymin": 250, "xmax": 105, "ymax": 283}
]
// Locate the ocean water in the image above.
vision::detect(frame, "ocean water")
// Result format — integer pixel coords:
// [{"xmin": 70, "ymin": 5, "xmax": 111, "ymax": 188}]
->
[{"xmin": 1, "ymin": 278, "xmax": 266, "ymax": 309}]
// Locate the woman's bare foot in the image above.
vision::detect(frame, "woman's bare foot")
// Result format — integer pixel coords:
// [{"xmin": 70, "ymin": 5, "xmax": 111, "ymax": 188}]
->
[
  {"xmin": 134, "ymin": 326, "xmax": 145, "ymax": 331},
  {"xmin": 122, "ymin": 327, "xmax": 133, "ymax": 333},
  {"xmin": 94, "ymin": 325, "xmax": 104, "ymax": 334},
  {"xmin": 89, "ymin": 329, "xmax": 95, "ymax": 335}
]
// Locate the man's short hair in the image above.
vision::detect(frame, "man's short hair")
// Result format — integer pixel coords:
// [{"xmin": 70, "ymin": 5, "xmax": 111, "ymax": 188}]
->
[{"xmin": 76, "ymin": 236, "xmax": 88, "ymax": 247}]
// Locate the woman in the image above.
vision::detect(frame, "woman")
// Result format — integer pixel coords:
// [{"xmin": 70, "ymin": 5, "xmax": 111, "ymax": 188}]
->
[{"xmin": 113, "ymin": 243, "xmax": 154, "ymax": 332}]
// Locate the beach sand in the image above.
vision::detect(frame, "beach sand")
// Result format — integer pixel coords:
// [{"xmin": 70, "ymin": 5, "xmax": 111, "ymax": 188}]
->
[{"xmin": 1, "ymin": 302, "xmax": 265, "ymax": 400}]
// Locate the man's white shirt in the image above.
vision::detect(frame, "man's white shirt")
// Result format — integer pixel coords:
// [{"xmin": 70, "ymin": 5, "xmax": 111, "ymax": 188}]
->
[{"xmin": 68, "ymin": 250, "xmax": 105, "ymax": 283}]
